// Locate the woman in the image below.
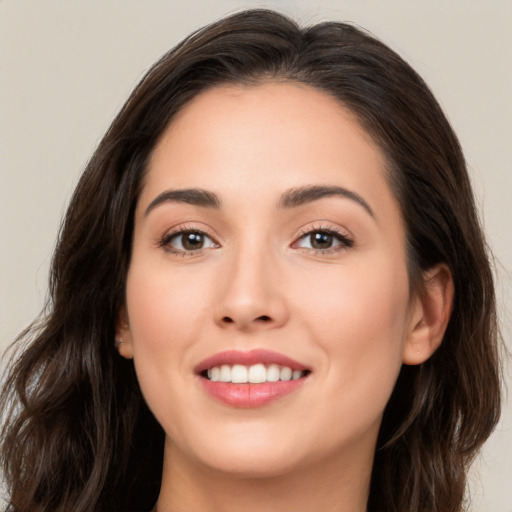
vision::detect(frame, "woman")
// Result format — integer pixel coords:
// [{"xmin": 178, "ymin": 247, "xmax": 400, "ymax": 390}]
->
[{"xmin": 0, "ymin": 9, "xmax": 501, "ymax": 512}]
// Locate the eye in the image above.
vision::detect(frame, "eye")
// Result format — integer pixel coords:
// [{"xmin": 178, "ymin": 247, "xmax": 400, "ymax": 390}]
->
[
  {"xmin": 294, "ymin": 228, "xmax": 353, "ymax": 252},
  {"xmin": 160, "ymin": 229, "xmax": 217, "ymax": 253}
]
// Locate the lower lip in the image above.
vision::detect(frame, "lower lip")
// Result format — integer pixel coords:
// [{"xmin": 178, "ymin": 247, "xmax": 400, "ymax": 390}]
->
[{"xmin": 199, "ymin": 378, "xmax": 307, "ymax": 408}]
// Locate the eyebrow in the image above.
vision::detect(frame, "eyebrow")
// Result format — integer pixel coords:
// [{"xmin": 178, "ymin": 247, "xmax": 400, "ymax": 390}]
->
[
  {"xmin": 144, "ymin": 184, "xmax": 374, "ymax": 218},
  {"xmin": 278, "ymin": 185, "xmax": 375, "ymax": 218},
  {"xmin": 145, "ymin": 188, "xmax": 221, "ymax": 216}
]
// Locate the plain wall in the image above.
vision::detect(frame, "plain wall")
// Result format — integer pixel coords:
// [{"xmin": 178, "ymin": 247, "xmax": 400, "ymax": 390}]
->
[{"xmin": 1, "ymin": 1, "xmax": 510, "ymax": 510}]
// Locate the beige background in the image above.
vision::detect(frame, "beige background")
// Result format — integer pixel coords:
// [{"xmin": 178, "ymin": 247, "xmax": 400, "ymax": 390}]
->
[{"xmin": 1, "ymin": 1, "xmax": 510, "ymax": 510}]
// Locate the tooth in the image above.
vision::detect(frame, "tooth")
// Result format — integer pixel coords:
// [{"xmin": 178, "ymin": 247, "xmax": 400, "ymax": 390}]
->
[
  {"xmin": 267, "ymin": 364, "xmax": 280, "ymax": 382},
  {"xmin": 210, "ymin": 367, "xmax": 220, "ymax": 382},
  {"xmin": 231, "ymin": 364, "xmax": 248, "ymax": 383},
  {"xmin": 248, "ymin": 364, "xmax": 267, "ymax": 383},
  {"xmin": 280, "ymin": 366, "xmax": 292, "ymax": 381},
  {"xmin": 219, "ymin": 365, "xmax": 231, "ymax": 382},
  {"xmin": 208, "ymin": 363, "xmax": 303, "ymax": 384}
]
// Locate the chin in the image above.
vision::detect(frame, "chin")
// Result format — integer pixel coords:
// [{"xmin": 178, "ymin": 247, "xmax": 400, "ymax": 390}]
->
[
  {"xmin": 202, "ymin": 448, "xmax": 305, "ymax": 478},
  {"xmin": 169, "ymin": 426, "xmax": 308, "ymax": 478}
]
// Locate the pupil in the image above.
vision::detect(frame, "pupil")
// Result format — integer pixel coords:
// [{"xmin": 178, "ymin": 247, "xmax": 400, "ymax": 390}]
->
[
  {"xmin": 183, "ymin": 232, "xmax": 204, "ymax": 250},
  {"xmin": 311, "ymin": 232, "xmax": 332, "ymax": 249}
]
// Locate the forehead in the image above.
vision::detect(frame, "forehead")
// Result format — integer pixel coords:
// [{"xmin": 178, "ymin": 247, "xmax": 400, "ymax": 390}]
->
[
  {"xmin": 140, "ymin": 82, "xmax": 399, "ymax": 225},
  {"xmin": 150, "ymin": 82, "xmax": 384, "ymax": 172}
]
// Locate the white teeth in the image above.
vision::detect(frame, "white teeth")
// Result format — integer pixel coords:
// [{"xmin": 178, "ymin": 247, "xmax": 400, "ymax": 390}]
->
[
  {"xmin": 231, "ymin": 364, "xmax": 248, "ymax": 383},
  {"xmin": 280, "ymin": 366, "xmax": 293, "ymax": 381},
  {"xmin": 267, "ymin": 364, "xmax": 280, "ymax": 382},
  {"xmin": 204, "ymin": 364, "xmax": 306, "ymax": 383},
  {"xmin": 248, "ymin": 363, "xmax": 267, "ymax": 383},
  {"xmin": 219, "ymin": 364, "xmax": 231, "ymax": 382},
  {"xmin": 210, "ymin": 367, "xmax": 220, "ymax": 382}
]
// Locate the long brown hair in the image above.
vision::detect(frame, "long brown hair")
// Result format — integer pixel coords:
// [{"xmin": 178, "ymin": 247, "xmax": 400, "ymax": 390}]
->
[{"xmin": 1, "ymin": 9, "xmax": 501, "ymax": 512}]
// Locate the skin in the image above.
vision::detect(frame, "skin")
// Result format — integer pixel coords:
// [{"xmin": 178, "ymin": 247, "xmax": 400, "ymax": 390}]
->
[{"xmin": 117, "ymin": 82, "xmax": 453, "ymax": 512}]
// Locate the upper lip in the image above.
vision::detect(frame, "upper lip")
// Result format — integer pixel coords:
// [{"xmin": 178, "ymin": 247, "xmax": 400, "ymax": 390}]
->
[{"xmin": 194, "ymin": 349, "xmax": 311, "ymax": 374}]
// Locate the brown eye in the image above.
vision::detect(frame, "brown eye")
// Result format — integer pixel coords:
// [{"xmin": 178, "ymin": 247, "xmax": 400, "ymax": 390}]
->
[
  {"xmin": 163, "ymin": 230, "xmax": 217, "ymax": 253},
  {"xmin": 310, "ymin": 232, "xmax": 334, "ymax": 249},
  {"xmin": 181, "ymin": 232, "xmax": 205, "ymax": 250},
  {"xmin": 294, "ymin": 229, "xmax": 353, "ymax": 252}
]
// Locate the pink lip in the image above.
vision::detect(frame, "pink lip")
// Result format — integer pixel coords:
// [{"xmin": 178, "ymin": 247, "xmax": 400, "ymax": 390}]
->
[
  {"xmin": 195, "ymin": 349, "xmax": 311, "ymax": 408},
  {"xmin": 199, "ymin": 379, "xmax": 307, "ymax": 408},
  {"xmin": 194, "ymin": 349, "xmax": 310, "ymax": 374}
]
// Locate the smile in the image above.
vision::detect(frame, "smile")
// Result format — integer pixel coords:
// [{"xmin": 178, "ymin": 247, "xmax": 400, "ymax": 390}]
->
[
  {"xmin": 205, "ymin": 364, "xmax": 307, "ymax": 383},
  {"xmin": 195, "ymin": 349, "xmax": 311, "ymax": 407}
]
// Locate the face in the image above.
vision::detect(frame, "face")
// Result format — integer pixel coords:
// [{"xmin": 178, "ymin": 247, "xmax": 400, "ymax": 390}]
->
[{"xmin": 119, "ymin": 82, "xmax": 422, "ymax": 479}]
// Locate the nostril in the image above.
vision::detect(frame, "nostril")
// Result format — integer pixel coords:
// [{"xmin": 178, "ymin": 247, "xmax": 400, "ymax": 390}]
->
[{"xmin": 219, "ymin": 314, "xmax": 272, "ymax": 326}]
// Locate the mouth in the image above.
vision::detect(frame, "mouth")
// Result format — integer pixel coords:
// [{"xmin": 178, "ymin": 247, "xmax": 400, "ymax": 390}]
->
[
  {"xmin": 201, "ymin": 364, "xmax": 309, "ymax": 383},
  {"xmin": 195, "ymin": 349, "xmax": 311, "ymax": 408}
]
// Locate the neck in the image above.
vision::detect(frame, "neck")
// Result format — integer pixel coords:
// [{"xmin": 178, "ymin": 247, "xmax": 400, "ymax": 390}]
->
[{"xmin": 153, "ymin": 438, "xmax": 373, "ymax": 512}]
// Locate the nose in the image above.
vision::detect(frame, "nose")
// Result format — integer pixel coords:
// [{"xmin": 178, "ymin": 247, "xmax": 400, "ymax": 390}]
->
[{"xmin": 213, "ymin": 247, "xmax": 290, "ymax": 332}]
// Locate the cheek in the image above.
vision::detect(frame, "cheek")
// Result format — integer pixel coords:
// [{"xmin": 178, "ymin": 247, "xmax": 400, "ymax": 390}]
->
[
  {"xmin": 126, "ymin": 262, "xmax": 209, "ymax": 352},
  {"xmin": 296, "ymin": 258, "xmax": 410, "ymax": 418},
  {"xmin": 301, "ymin": 257, "xmax": 410, "ymax": 339},
  {"xmin": 124, "ymin": 263, "xmax": 211, "ymax": 418}
]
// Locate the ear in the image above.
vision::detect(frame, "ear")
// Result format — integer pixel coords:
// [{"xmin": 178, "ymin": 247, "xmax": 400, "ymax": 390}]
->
[
  {"xmin": 403, "ymin": 264, "xmax": 454, "ymax": 365},
  {"xmin": 115, "ymin": 307, "xmax": 134, "ymax": 359}
]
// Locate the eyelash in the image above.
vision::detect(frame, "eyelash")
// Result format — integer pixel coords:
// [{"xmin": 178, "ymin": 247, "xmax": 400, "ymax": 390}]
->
[
  {"xmin": 158, "ymin": 225, "xmax": 218, "ymax": 256},
  {"xmin": 294, "ymin": 225, "xmax": 354, "ymax": 255},
  {"xmin": 158, "ymin": 224, "xmax": 354, "ymax": 256}
]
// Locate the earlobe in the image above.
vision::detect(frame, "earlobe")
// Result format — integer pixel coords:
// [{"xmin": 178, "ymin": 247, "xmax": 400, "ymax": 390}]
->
[
  {"xmin": 115, "ymin": 308, "xmax": 135, "ymax": 360},
  {"xmin": 403, "ymin": 264, "xmax": 454, "ymax": 365}
]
